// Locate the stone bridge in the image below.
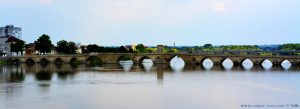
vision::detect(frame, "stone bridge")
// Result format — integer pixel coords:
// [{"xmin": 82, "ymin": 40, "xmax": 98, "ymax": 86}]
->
[{"xmin": 9, "ymin": 53, "xmax": 300, "ymax": 65}]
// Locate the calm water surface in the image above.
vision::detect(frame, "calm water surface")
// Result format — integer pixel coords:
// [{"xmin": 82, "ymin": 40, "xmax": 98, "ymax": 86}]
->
[{"xmin": 0, "ymin": 63, "xmax": 300, "ymax": 109}]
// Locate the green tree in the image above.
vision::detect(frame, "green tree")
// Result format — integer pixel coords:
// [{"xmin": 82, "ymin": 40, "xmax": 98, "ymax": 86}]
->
[
  {"xmin": 279, "ymin": 44, "xmax": 300, "ymax": 50},
  {"xmin": 168, "ymin": 48, "xmax": 179, "ymax": 53},
  {"xmin": 203, "ymin": 44, "xmax": 213, "ymax": 48},
  {"xmin": 56, "ymin": 40, "xmax": 77, "ymax": 54},
  {"xmin": 128, "ymin": 48, "xmax": 134, "ymax": 53},
  {"xmin": 118, "ymin": 46, "xmax": 128, "ymax": 53},
  {"xmin": 135, "ymin": 44, "xmax": 146, "ymax": 53},
  {"xmin": 34, "ymin": 34, "xmax": 54, "ymax": 54},
  {"xmin": 86, "ymin": 44, "xmax": 100, "ymax": 53},
  {"xmin": 10, "ymin": 40, "xmax": 25, "ymax": 55}
]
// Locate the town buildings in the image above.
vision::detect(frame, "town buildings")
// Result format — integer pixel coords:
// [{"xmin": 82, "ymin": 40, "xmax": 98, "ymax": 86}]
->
[{"xmin": 0, "ymin": 25, "xmax": 22, "ymax": 56}]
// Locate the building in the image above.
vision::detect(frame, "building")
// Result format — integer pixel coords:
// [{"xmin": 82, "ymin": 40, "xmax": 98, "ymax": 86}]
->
[
  {"xmin": 0, "ymin": 25, "xmax": 22, "ymax": 56},
  {"xmin": 25, "ymin": 43, "xmax": 36, "ymax": 55},
  {"xmin": 0, "ymin": 25, "xmax": 22, "ymax": 39},
  {"xmin": 157, "ymin": 45, "xmax": 164, "ymax": 53}
]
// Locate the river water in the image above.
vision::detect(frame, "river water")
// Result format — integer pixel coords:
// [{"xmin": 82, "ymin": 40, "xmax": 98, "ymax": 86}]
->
[{"xmin": 0, "ymin": 62, "xmax": 300, "ymax": 109}]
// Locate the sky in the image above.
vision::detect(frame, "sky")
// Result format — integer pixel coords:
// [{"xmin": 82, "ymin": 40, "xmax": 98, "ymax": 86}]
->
[{"xmin": 0, "ymin": 0, "xmax": 299, "ymax": 46}]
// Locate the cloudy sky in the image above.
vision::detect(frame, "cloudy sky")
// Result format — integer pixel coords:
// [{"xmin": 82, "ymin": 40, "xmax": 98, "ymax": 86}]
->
[{"xmin": 1, "ymin": 0, "xmax": 299, "ymax": 46}]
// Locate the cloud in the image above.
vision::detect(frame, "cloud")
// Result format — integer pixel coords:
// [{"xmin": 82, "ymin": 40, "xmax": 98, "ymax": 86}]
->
[{"xmin": 212, "ymin": 1, "xmax": 226, "ymax": 13}]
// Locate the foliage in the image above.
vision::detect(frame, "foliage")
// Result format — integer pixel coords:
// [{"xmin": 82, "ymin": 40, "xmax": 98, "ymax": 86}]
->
[
  {"xmin": 279, "ymin": 44, "xmax": 300, "ymax": 50},
  {"xmin": 70, "ymin": 59, "xmax": 81, "ymax": 65},
  {"xmin": 119, "ymin": 56, "xmax": 131, "ymax": 61},
  {"xmin": 199, "ymin": 44, "xmax": 261, "ymax": 51},
  {"xmin": 118, "ymin": 46, "xmax": 128, "ymax": 53},
  {"xmin": 87, "ymin": 57, "xmax": 102, "ymax": 66},
  {"xmin": 10, "ymin": 39, "xmax": 25, "ymax": 55},
  {"xmin": 34, "ymin": 34, "xmax": 54, "ymax": 54},
  {"xmin": 135, "ymin": 44, "xmax": 146, "ymax": 53},
  {"xmin": 56, "ymin": 40, "xmax": 77, "ymax": 54},
  {"xmin": 259, "ymin": 52, "xmax": 273, "ymax": 56},
  {"xmin": 167, "ymin": 48, "xmax": 179, "ymax": 53},
  {"xmin": 222, "ymin": 45, "xmax": 260, "ymax": 51},
  {"xmin": 128, "ymin": 48, "xmax": 134, "ymax": 53},
  {"xmin": 203, "ymin": 44, "xmax": 213, "ymax": 48},
  {"xmin": 86, "ymin": 44, "xmax": 100, "ymax": 53}
]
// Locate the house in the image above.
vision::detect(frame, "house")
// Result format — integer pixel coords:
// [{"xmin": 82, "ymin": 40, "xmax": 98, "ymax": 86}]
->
[
  {"xmin": 0, "ymin": 36, "xmax": 21, "ymax": 56},
  {"xmin": 25, "ymin": 43, "xmax": 36, "ymax": 55}
]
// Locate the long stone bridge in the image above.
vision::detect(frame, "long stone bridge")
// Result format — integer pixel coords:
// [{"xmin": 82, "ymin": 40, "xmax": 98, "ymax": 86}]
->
[{"xmin": 9, "ymin": 53, "xmax": 300, "ymax": 65}]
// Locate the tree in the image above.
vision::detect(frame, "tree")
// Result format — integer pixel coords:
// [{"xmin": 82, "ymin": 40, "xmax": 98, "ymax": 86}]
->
[
  {"xmin": 135, "ymin": 44, "xmax": 146, "ymax": 53},
  {"xmin": 128, "ymin": 48, "xmax": 134, "ymax": 53},
  {"xmin": 34, "ymin": 34, "xmax": 53, "ymax": 54},
  {"xmin": 168, "ymin": 48, "xmax": 179, "ymax": 53},
  {"xmin": 279, "ymin": 44, "xmax": 300, "ymax": 50},
  {"xmin": 56, "ymin": 40, "xmax": 77, "ymax": 54},
  {"xmin": 118, "ymin": 46, "xmax": 128, "ymax": 53},
  {"xmin": 203, "ymin": 44, "xmax": 213, "ymax": 48},
  {"xmin": 86, "ymin": 44, "xmax": 100, "ymax": 53},
  {"xmin": 10, "ymin": 40, "xmax": 25, "ymax": 55}
]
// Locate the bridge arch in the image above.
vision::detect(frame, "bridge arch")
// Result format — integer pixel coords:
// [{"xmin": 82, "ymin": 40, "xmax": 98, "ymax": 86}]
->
[
  {"xmin": 221, "ymin": 58, "xmax": 234, "ymax": 70},
  {"xmin": 201, "ymin": 58, "xmax": 214, "ymax": 70},
  {"xmin": 260, "ymin": 59, "xmax": 273, "ymax": 65},
  {"xmin": 168, "ymin": 55, "xmax": 186, "ymax": 63},
  {"xmin": 242, "ymin": 58, "xmax": 254, "ymax": 64},
  {"xmin": 12, "ymin": 59, "xmax": 20, "ymax": 65},
  {"xmin": 117, "ymin": 55, "xmax": 132, "ymax": 61},
  {"xmin": 221, "ymin": 58, "xmax": 234, "ymax": 64},
  {"xmin": 54, "ymin": 58, "xmax": 64, "ymax": 64},
  {"xmin": 25, "ymin": 58, "xmax": 35, "ymax": 64},
  {"xmin": 86, "ymin": 56, "xmax": 102, "ymax": 65},
  {"xmin": 200, "ymin": 58, "xmax": 213, "ymax": 64},
  {"xmin": 69, "ymin": 57, "xmax": 81, "ymax": 65},
  {"xmin": 138, "ymin": 56, "xmax": 152, "ymax": 63},
  {"xmin": 40, "ymin": 58, "xmax": 49, "ymax": 65}
]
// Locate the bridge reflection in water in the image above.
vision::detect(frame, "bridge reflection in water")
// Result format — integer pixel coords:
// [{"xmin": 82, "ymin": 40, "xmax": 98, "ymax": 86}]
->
[
  {"xmin": 2, "ymin": 54, "xmax": 300, "ymax": 109},
  {"xmin": 1, "ymin": 62, "xmax": 300, "ymax": 83}
]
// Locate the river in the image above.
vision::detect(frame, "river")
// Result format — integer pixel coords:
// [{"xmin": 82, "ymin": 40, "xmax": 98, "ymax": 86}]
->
[{"xmin": 0, "ymin": 62, "xmax": 300, "ymax": 109}]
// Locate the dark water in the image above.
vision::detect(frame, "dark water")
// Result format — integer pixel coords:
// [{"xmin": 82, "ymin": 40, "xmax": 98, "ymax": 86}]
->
[{"xmin": 0, "ymin": 63, "xmax": 300, "ymax": 109}]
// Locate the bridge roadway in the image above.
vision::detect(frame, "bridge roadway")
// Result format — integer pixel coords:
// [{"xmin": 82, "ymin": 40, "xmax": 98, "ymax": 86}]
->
[{"xmin": 9, "ymin": 53, "xmax": 300, "ymax": 65}]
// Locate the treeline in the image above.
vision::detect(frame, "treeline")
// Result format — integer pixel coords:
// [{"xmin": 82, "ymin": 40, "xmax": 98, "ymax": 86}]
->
[
  {"xmin": 194, "ymin": 44, "xmax": 261, "ymax": 51},
  {"xmin": 8, "ymin": 34, "xmax": 300, "ymax": 55},
  {"xmin": 10, "ymin": 34, "xmax": 171, "ymax": 55},
  {"xmin": 279, "ymin": 44, "xmax": 300, "ymax": 50}
]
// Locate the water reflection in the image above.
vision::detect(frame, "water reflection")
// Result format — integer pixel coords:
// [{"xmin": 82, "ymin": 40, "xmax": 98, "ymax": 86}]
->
[
  {"xmin": 170, "ymin": 56, "xmax": 185, "ymax": 72},
  {"xmin": 35, "ymin": 70, "xmax": 53, "ymax": 81},
  {"xmin": 120, "ymin": 61, "xmax": 133, "ymax": 72},
  {"xmin": 0, "ymin": 63, "xmax": 300, "ymax": 109},
  {"xmin": 142, "ymin": 63, "xmax": 153, "ymax": 72},
  {"xmin": 57, "ymin": 71, "xmax": 76, "ymax": 80},
  {"xmin": 202, "ymin": 59, "xmax": 214, "ymax": 70}
]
